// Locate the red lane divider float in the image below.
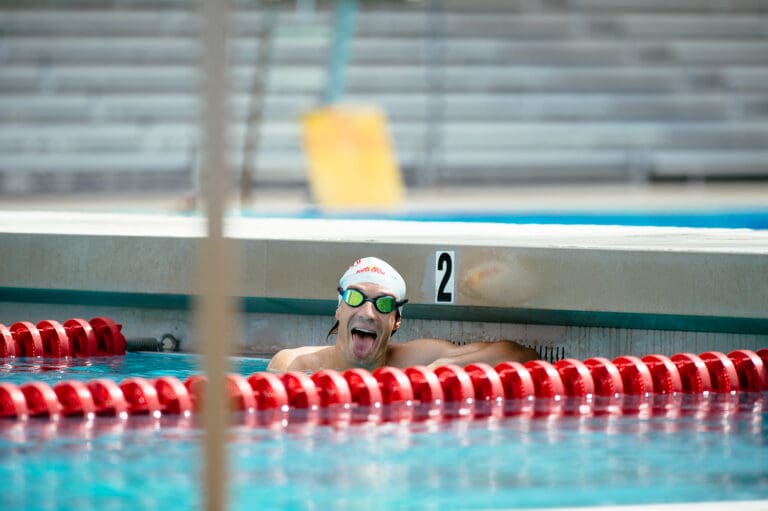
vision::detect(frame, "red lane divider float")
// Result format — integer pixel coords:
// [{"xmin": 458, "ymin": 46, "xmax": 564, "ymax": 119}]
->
[
  {"xmin": 554, "ymin": 359, "xmax": 595, "ymax": 397},
  {"xmin": 88, "ymin": 378, "xmax": 129, "ymax": 417},
  {"xmin": 495, "ymin": 361, "xmax": 535, "ymax": 399},
  {"xmin": 612, "ymin": 356, "xmax": 654, "ymax": 395},
  {"xmin": 0, "ymin": 348, "xmax": 765, "ymax": 427},
  {"xmin": 0, "ymin": 317, "xmax": 125, "ymax": 358},
  {"xmin": 583, "ymin": 357, "xmax": 624, "ymax": 396},
  {"xmin": 248, "ymin": 372, "xmax": 289, "ymax": 410},
  {"xmin": 728, "ymin": 349, "xmax": 768, "ymax": 392},
  {"xmin": 54, "ymin": 380, "xmax": 97, "ymax": 417},
  {"xmin": 670, "ymin": 353, "xmax": 712, "ymax": 393},
  {"xmin": 20, "ymin": 382, "xmax": 62, "ymax": 418},
  {"xmin": 154, "ymin": 376, "xmax": 193, "ymax": 415},
  {"xmin": 641, "ymin": 355, "xmax": 683, "ymax": 394},
  {"xmin": 403, "ymin": 365, "xmax": 444, "ymax": 420},
  {"xmin": 700, "ymin": 351, "xmax": 740, "ymax": 393},
  {"xmin": 10, "ymin": 322, "xmax": 43, "ymax": 357},
  {"xmin": 373, "ymin": 367, "xmax": 414, "ymax": 422}
]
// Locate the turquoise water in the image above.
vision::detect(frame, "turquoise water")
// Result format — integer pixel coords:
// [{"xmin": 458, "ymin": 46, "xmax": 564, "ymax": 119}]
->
[
  {"xmin": 244, "ymin": 208, "xmax": 768, "ymax": 230},
  {"xmin": 1, "ymin": 353, "xmax": 767, "ymax": 510},
  {"xmin": 0, "ymin": 352, "xmax": 267, "ymax": 385}
]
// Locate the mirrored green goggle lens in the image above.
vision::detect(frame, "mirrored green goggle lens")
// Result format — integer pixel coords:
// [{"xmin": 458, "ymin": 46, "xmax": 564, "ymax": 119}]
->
[
  {"xmin": 342, "ymin": 288, "xmax": 365, "ymax": 306},
  {"xmin": 342, "ymin": 289, "xmax": 397, "ymax": 313}
]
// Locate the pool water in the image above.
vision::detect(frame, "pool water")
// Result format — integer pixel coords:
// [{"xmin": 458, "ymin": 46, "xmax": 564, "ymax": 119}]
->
[
  {"xmin": 1, "ymin": 353, "xmax": 767, "ymax": 511},
  {"xmin": 0, "ymin": 352, "xmax": 268, "ymax": 385},
  {"xmin": 246, "ymin": 208, "xmax": 768, "ymax": 230}
]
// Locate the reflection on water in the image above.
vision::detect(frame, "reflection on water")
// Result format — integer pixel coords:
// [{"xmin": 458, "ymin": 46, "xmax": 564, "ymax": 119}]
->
[
  {"xmin": 0, "ymin": 354, "xmax": 765, "ymax": 509},
  {"xmin": 0, "ymin": 352, "xmax": 269, "ymax": 385},
  {"xmin": 2, "ymin": 357, "xmax": 96, "ymax": 375},
  {"xmin": 0, "ymin": 392, "xmax": 766, "ymax": 511}
]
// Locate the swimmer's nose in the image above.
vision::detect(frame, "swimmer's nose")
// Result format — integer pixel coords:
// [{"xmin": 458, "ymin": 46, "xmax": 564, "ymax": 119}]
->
[{"xmin": 357, "ymin": 300, "xmax": 378, "ymax": 317}]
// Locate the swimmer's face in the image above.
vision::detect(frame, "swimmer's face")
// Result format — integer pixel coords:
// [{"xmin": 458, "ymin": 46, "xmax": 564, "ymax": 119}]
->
[{"xmin": 336, "ymin": 281, "xmax": 401, "ymax": 369}]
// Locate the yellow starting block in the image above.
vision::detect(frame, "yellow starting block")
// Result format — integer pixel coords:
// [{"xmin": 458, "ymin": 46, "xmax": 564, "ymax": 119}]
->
[{"xmin": 302, "ymin": 105, "xmax": 404, "ymax": 210}]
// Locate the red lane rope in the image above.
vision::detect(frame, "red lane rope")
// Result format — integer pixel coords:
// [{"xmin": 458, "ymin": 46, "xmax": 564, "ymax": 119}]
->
[
  {"xmin": 63, "ymin": 318, "xmax": 99, "ymax": 357},
  {"xmin": 0, "ymin": 348, "xmax": 766, "ymax": 426},
  {"xmin": 153, "ymin": 376, "xmax": 193, "ymax": 415},
  {"xmin": 554, "ymin": 359, "xmax": 595, "ymax": 397},
  {"xmin": 583, "ymin": 357, "xmax": 624, "ymax": 396},
  {"xmin": 641, "ymin": 354, "xmax": 683, "ymax": 394},
  {"xmin": 0, "ymin": 317, "xmax": 126, "ymax": 358},
  {"xmin": 524, "ymin": 360, "xmax": 565, "ymax": 398},
  {"xmin": 373, "ymin": 366, "xmax": 414, "ymax": 404},
  {"xmin": 0, "ymin": 324, "xmax": 15, "ymax": 357},
  {"xmin": 404, "ymin": 365, "xmax": 444, "ymax": 403},
  {"xmin": 54, "ymin": 380, "xmax": 96, "ymax": 417},
  {"xmin": 312, "ymin": 369, "xmax": 353, "ymax": 407},
  {"xmin": 612, "ymin": 356, "xmax": 654, "ymax": 395},
  {"xmin": 494, "ymin": 361, "xmax": 535, "ymax": 399},
  {"xmin": 700, "ymin": 351, "xmax": 740, "ymax": 393},
  {"xmin": 88, "ymin": 378, "xmax": 129, "ymax": 417},
  {"xmin": 248, "ymin": 372, "xmax": 288, "ymax": 410},
  {"xmin": 11, "ymin": 322, "xmax": 44, "ymax": 357},
  {"xmin": 728, "ymin": 349, "xmax": 768, "ymax": 392},
  {"xmin": 670, "ymin": 353, "xmax": 712, "ymax": 393}
]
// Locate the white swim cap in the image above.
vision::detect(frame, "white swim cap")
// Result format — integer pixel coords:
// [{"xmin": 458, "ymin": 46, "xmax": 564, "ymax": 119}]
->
[{"xmin": 339, "ymin": 257, "xmax": 406, "ymax": 302}]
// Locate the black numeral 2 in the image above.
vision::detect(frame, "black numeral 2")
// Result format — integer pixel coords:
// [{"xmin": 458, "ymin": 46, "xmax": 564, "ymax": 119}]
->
[{"xmin": 436, "ymin": 252, "xmax": 453, "ymax": 303}]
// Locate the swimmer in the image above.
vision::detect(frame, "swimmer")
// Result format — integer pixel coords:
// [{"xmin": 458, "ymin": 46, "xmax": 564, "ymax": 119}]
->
[{"xmin": 267, "ymin": 257, "xmax": 537, "ymax": 372}]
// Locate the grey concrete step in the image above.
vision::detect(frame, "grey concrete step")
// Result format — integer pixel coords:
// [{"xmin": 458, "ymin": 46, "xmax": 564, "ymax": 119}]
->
[
  {"xmin": 1, "ymin": 0, "xmax": 766, "ymax": 191},
  {"xmin": 566, "ymin": 0, "xmax": 768, "ymax": 13},
  {"xmin": 2, "ymin": 147, "xmax": 765, "ymax": 191},
  {"xmin": 0, "ymin": 9, "xmax": 330, "ymax": 37},
  {"xmin": 3, "ymin": 120, "xmax": 767, "ymax": 153},
  {"xmin": 436, "ymin": 149, "xmax": 630, "ymax": 182},
  {"xmin": 0, "ymin": 152, "xmax": 191, "ymax": 173},
  {"xmin": 342, "ymin": 66, "xmax": 768, "ymax": 93},
  {"xmin": 4, "ymin": 35, "xmax": 768, "ymax": 67},
  {"xmin": 5, "ymin": 8, "xmax": 765, "ymax": 39},
  {"xmin": 0, "ymin": 33, "xmax": 336, "ymax": 65},
  {"xmin": 2, "ymin": 62, "xmax": 765, "ymax": 97},
  {"xmin": 5, "ymin": 92, "xmax": 764, "ymax": 123},
  {"xmin": 358, "ymin": 12, "xmax": 768, "ymax": 38},
  {"xmin": 650, "ymin": 150, "xmax": 768, "ymax": 177}
]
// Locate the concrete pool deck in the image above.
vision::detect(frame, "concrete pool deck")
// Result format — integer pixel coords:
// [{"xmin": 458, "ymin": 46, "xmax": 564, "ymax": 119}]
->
[
  {"xmin": 1, "ymin": 183, "xmax": 766, "ymax": 360},
  {"xmin": 3, "ymin": 182, "xmax": 768, "ymax": 214}
]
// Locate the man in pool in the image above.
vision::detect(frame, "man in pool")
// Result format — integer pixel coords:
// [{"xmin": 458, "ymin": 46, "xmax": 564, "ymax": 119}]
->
[{"xmin": 267, "ymin": 257, "xmax": 537, "ymax": 372}]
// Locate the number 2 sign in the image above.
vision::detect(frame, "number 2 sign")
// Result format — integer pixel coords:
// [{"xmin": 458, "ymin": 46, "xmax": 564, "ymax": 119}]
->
[{"xmin": 435, "ymin": 251, "xmax": 455, "ymax": 304}]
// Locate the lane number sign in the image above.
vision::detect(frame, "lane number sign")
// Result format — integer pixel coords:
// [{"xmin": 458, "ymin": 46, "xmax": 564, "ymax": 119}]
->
[{"xmin": 435, "ymin": 251, "xmax": 455, "ymax": 304}]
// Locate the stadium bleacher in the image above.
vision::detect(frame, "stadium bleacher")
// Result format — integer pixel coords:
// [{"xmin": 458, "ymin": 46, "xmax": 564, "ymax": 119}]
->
[{"xmin": 0, "ymin": 0, "xmax": 766, "ymax": 195}]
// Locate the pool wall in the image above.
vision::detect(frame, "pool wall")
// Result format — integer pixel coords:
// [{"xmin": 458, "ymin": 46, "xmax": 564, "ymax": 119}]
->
[{"xmin": 1, "ymin": 211, "xmax": 767, "ymax": 360}]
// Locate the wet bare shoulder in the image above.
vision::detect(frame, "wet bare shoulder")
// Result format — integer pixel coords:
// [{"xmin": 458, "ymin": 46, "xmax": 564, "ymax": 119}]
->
[
  {"xmin": 388, "ymin": 338, "xmax": 537, "ymax": 368},
  {"xmin": 387, "ymin": 338, "xmax": 457, "ymax": 368},
  {"xmin": 267, "ymin": 346, "xmax": 329, "ymax": 372}
]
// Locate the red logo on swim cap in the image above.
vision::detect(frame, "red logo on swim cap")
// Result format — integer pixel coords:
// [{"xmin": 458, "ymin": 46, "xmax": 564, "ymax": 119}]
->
[{"xmin": 356, "ymin": 265, "xmax": 385, "ymax": 276}]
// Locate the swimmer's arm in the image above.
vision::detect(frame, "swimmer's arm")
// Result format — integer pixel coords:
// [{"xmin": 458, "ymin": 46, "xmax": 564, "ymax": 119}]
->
[
  {"xmin": 266, "ymin": 348, "xmax": 293, "ymax": 372},
  {"xmin": 393, "ymin": 338, "xmax": 537, "ymax": 368},
  {"xmin": 266, "ymin": 346, "xmax": 327, "ymax": 372},
  {"xmin": 429, "ymin": 340, "xmax": 538, "ymax": 368}
]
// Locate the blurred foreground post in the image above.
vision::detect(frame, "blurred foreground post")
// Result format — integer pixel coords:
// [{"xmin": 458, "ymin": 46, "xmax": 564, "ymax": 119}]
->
[{"xmin": 198, "ymin": 0, "xmax": 236, "ymax": 510}]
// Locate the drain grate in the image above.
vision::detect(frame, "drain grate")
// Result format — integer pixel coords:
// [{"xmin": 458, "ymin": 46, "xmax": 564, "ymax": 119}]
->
[{"xmin": 536, "ymin": 345, "xmax": 566, "ymax": 363}]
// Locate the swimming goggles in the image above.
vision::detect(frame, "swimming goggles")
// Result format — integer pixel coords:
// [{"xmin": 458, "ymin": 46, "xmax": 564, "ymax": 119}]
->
[{"xmin": 338, "ymin": 287, "xmax": 408, "ymax": 314}]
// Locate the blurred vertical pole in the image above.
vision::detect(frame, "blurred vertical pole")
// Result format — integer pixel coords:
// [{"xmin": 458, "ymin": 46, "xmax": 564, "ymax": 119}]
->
[
  {"xmin": 199, "ymin": 0, "xmax": 234, "ymax": 510},
  {"xmin": 421, "ymin": 0, "xmax": 445, "ymax": 187},
  {"xmin": 323, "ymin": 0, "xmax": 357, "ymax": 104},
  {"xmin": 239, "ymin": 3, "xmax": 273, "ymax": 208}
]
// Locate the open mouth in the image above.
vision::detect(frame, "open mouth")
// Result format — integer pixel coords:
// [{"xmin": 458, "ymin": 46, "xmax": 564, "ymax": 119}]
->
[{"xmin": 350, "ymin": 327, "xmax": 377, "ymax": 359}]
